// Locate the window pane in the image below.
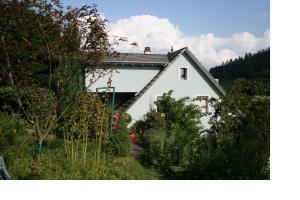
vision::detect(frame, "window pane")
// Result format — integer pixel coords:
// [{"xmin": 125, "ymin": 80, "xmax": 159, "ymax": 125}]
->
[
  {"xmin": 180, "ymin": 68, "xmax": 187, "ymax": 80},
  {"xmin": 195, "ymin": 96, "xmax": 208, "ymax": 114}
]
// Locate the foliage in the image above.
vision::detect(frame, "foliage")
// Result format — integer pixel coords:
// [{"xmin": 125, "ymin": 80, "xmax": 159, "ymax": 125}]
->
[
  {"xmin": 0, "ymin": 86, "xmax": 56, "ymax": 158},
  {"xmin": 0, "ymin": 113, "xmax": 28, "ymax": 148},
  {"xmin": 0, "ymin": 87, "xmax": 22, "ymax": 114},
  {"xmin": 188, "ymin": 80, "xmax": 270, "ymax": 179},
  {"xmin": 139, "ymin": 91, "xmax": 202, "ymax": 171},
  {"xmin": 0, "ymin": 0, "xmax": 153, "ymax": 180},
  {"xmin": 155, "ymin": 90, "xmax": 202, "ymax": 132},
  {"xmin": 60, "ymin": 92, "xmax": 109, "ymax": 168},
  {"xmin": 107, "ymin": 110, "xmax": 131, "ymax": 157},
  {"xmin": 101, "ymin": 157, "xmax": 160, "ymax": 180},
  {"xmin": 209, "ymin": 48, "xmax": 270, "ymax": 94},
  {"xmin": 0, "ymin": 0, "xmax": 112, "ymax": 88},
  {"xmin": 0, "ymin": 129, "xmax": 160, "ymax": 180}
]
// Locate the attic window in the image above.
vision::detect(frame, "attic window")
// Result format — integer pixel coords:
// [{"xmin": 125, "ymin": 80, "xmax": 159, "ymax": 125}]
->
[
  {"xmin": 180, "ymin": 68, "xmax": 187, "ymax": 80},
  {"xmin": 195, "ymin": 96, "xmax": 209, "ymax": 115}
]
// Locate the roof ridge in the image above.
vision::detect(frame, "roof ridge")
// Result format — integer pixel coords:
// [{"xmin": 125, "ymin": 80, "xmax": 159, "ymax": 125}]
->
[{"xmin": 167, "ymin": 47, "xmax": 187, "ymax": 62}]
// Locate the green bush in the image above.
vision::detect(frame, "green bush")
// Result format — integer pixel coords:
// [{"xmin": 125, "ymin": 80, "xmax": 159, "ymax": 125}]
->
[
  {"xmin": 107, "ymin": 110, "xmax": 131, "ymax": 157},
  {"xmin": 140, "ymin": 91, "xmax": 202, "ymax": 171},
  {"xmin": 0, "ymin": 87, "xmax": 21, "ymax": 114},
  {"xmin": 0, "ymin": 113, "xmax": 35, "ymax": 179},
  {"xmin": 188, "ymin": 80, "xmax": 270, "ymax": 179},
  {"xmin": 1, "ymin": 128, "xmax": 160, "ymax": 180},
  {"xmin": 101, "ymin": 157, "xmax": 160, "ymax": 180},
  {"xmin": 60, "ymin": 92, "xmax": 109, "ymax": 169}
]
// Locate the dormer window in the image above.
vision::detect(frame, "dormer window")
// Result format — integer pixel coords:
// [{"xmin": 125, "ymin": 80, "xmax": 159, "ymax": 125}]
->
[{"xmin": 180, "ymin": 68, "xmax": 187, "ymax": 80}]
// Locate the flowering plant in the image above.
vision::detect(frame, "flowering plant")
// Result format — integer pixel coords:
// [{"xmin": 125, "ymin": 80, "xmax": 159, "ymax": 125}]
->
[{"xmin": 107, "ymin": 110, "xmax": 132, "ymax": 156}]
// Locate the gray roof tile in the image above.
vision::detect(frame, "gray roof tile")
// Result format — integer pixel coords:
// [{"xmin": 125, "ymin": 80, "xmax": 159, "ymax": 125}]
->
[{"xmin": 103, "ymin": 53, "xmax": 169, "ymax": 64}]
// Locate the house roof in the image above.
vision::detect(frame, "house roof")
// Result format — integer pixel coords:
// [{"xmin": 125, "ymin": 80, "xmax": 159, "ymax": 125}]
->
[
  {"xmin": 102, "ymin": 53, "xmax": 169, "ymax": 65},
  {"xmin": 102, "ymin": 48, "xmax": 186, "ymax": 66}
]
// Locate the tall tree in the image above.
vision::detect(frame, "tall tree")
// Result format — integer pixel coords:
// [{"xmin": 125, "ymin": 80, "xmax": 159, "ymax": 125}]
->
[{"xmin": 0, "ymin": 0, "xmax": 122, "ymax": 158}]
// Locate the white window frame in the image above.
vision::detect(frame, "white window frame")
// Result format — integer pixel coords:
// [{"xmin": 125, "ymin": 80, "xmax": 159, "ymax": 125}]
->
[
  {"xmin": 151, "ymin": 95, "xmax": 164, "ymax": 112},
  {"xmin": 156, "ymin": 95, "xmax": 163, "ymax": 101},
  {"xmin": 195, "ymin": 95, "xmax": 209, "ymax": 115},
  {"xmin": 179, "ymin": 67, "xmax": 188, "ymax": 80}
]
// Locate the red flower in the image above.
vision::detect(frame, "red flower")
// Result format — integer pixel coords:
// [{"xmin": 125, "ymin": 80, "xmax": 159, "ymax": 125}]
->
[
  {"xmin": 141, "ymin": 134, "xmax": 144, "ymax": 138},
  {"xmin": 130, "ymin": 133, "xmax": 136, "ymax": 139},
  {"xmin": 112, "ymin": 121, "xmax": 118, "ymax": 127},
  {"xmin": 122, "ymin": 114, "xmax": 129, "ymax": 120},
  {"xmin": 139, "ymin": 129, "xmax": 142, "ymax": 134},
  {"xmin": 129, "ymin": 133, "xmax": 136, "ymax": 143}
]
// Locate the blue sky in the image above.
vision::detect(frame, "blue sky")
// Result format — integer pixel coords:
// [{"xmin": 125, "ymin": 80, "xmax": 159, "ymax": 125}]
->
[
  {"xmin": 60, "ymin": 0, "xmax": 269, "ymax": 68},
  {"xmin": 61, "ymin": 0, "xmax": 269, "ymax": 37}
]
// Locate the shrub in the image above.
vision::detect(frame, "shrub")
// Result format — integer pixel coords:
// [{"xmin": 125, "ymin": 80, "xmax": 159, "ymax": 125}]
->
[
  {"xmin": 0, "ymin": 113, "xmax": 35, "ymax": 180},
  {"xmin": 0, "ymin": 86, "xmax": 57, "ymax": 158},
  {"xmin": 188, "ymin": 80, "xmax": 270, "ymax": 179},
  {"xmin": 139, "ymin": 91, "xmax": 202, "ymax": 171},
  {"xmin": 107, "ymin": 110, "xmax": 131, "ymax": 157},
  {"xmin": 0, "ymin": 87, "xmax": 21, "ymax": 114},
  {"xmin": 60, "ymin": 92, "xmax": 109, "ymax": 168}
]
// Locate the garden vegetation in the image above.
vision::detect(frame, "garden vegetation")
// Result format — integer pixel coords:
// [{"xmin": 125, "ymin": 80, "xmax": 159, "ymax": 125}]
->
[{"xmin": 0, "ymin": 1, "xmax": 269, "ymax": 180}]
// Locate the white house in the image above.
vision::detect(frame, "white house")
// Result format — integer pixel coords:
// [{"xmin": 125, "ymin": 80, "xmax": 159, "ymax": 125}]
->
[{"xmin": 86, "ymin": 47, "xmax": 226, "ymax": 128}]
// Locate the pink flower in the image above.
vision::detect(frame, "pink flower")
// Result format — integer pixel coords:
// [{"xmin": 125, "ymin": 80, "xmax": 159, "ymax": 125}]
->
[
  {"xmin": 122, "ymin": 114, "xmax": 129, "ymax": 120},
  {"xmin": 112, "ymin": 121, "xmax": 118, "ymax": 127},
  {"xmin": 130, "ymin": 133, "xmax": 136, "ymax": 139},
  {"xmin": 129, "ymin": 133, "xmax": 136, "ymax": 143}
]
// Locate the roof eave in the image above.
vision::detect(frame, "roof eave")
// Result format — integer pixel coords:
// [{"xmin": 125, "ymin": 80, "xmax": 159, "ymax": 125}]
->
[{"xmin": 184, "ymin": 48, "xmax": 226, "ymax": 97}]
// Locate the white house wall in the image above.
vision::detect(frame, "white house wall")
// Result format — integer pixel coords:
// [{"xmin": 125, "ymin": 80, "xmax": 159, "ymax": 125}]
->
[
  {"xmin": 86, "ymin": 65, "xmax": 161, "ymax": 93},
  {"xmin": 126, "ymin": 53, "xmax": 222, "ymax": 128}
]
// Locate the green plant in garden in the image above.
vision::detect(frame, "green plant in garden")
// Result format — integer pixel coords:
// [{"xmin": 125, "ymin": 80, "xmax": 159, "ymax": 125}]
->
[
  {"xmin": 188, "ymin": 79, "xmax": 270, "ymax": 179},
  {"xmin": 140, "ymin": 91, "xmax": 202, "ymax": 171},
  {"xmin": 0, "ymin": 86, "xmax": 57, "ymax": 159},
  {"xmin": 107, "ymin": 111, "xmax": 131, "ymax": 157},
  {"xmin": 60, "ymin": 92, "xmax": 109, "ymax": 170}
]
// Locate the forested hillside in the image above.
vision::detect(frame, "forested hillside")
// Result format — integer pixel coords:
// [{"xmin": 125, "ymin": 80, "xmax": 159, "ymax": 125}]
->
[{"xmin": 209, "ymin": 48, "xmax": 270, "ymax": 92}]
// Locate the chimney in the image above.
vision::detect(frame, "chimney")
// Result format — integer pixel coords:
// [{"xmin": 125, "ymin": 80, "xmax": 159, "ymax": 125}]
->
[
  {"xmin": 170, "ymin": 46, "xmax": 174, "ymax": 53},
  {"xmin": 144, "ymin": 47, "xmax": 151, "ymax": 54}
]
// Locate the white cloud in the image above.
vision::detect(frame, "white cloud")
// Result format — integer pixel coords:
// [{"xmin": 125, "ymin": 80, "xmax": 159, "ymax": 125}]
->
[{"xmin": 108, "ymin": 15, "xmax": 270, "ymax": 68}]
